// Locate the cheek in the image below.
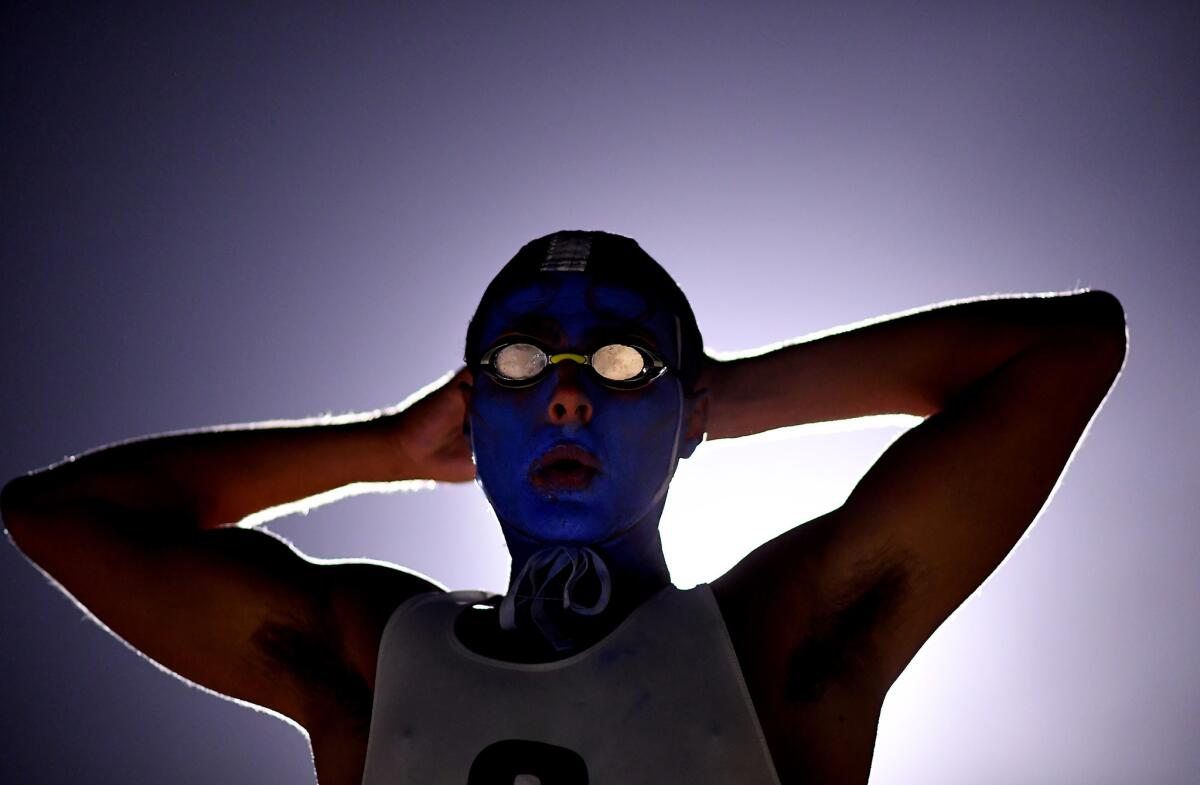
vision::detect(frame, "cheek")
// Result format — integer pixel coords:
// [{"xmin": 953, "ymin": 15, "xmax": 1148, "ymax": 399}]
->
[
  {"xmin": 600, "ymin": 391, "xmax": 682, "ymax": 473},
  {"xmin": 471, "ymin": 383, "xmax": 541, "ymax": 434},
  {"xmin": 471, "ymin": 397, "xmax": 519, "ymax": 444}
]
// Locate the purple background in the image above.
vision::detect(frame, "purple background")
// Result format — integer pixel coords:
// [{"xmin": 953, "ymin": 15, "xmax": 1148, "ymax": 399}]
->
[{"xmin": 3, "ymin": 3, "xmax": 1196, "ymax": 783}]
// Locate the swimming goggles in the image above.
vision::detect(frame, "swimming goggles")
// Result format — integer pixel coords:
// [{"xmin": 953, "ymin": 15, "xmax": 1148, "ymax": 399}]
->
[{"xmin": 477, "ymin": 338, "xmax": 670, "ymax": 390}]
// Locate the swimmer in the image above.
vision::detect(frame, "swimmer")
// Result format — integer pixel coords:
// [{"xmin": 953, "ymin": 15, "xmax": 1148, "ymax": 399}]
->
[{"xmin": 2, "ymin": 231, "xmax": 1127, "ymax": 784}]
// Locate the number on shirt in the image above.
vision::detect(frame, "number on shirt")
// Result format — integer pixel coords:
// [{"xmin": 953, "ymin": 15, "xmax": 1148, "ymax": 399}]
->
[{"xmin": 468, "ymin": 739, "xmax": 589, "ymax": 784}]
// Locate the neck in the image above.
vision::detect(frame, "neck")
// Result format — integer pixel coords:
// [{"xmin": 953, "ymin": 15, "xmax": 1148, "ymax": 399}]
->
[{"xmin": 499, "ymin": 500, "xmax": 672, "ymax": 646}]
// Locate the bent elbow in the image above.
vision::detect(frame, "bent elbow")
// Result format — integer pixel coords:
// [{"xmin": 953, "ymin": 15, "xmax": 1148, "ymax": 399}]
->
[
  {"xmin": 1076, "ymin": 290, "xmax": 1127, "ymax": 335},
  {"xmin": 2, "ymin": 475, "xmax": 38, "ymax": 549},
  {"xmin": 1068, "ymin": 290, "xmax": 1128, "ymax": 365},
  {"xmin": 1, "ymin": 473, "xmax": 62, "ymax": 554}
]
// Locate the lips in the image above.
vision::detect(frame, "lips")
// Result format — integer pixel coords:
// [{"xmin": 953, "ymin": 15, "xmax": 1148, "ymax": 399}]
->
[{"xmin": 530, "ymin": 443, "xmax": 602, "ymax": 490}]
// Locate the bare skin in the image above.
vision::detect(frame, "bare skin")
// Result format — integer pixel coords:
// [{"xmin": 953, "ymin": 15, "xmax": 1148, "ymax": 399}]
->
[{"xmin": 1, "ymin": 288, "xmax": 1126, "ymax": 784}]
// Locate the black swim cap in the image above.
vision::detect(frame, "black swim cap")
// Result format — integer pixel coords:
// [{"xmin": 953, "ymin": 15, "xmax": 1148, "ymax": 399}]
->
[{"xmin": 464, "ymin": 231, "xmax": 705, "ymax": 394}]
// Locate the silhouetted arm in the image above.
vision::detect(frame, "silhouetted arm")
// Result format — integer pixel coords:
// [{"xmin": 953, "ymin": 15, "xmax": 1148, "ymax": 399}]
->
[
  {"xmin": 711, "ymin": 290, "xmax": 1127, "ymax": 694},
  {"xmin": 703, "ymin": 290, "xmax": 1121, "ymax": 438},
  {"xmin": 0, "ymin": 367, "xmax": 472, "ymax": 728},
  {"xmin": 5, "ymin": 366, "xmax": 474, "ymax": 531}
]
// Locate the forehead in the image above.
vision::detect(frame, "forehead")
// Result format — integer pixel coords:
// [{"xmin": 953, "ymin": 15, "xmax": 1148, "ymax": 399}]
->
[{"xmin": 477, "ymin": 275, "xmax": 679, "ymax": 360}]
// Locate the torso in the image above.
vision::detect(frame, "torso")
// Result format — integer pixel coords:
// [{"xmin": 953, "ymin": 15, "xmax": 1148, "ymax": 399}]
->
[{"xmin": 302, "ymin": 578, "xmax": 889, "ymax": 785}]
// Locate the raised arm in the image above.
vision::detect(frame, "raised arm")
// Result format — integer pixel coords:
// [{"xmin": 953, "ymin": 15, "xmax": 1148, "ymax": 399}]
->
[
  {"xmin": 710, "ymin": 291, "xmax": 1127, "ymax": 697},
  {"xmin": 703, "ymin": 290, "xmax": 1122, "ymax": 438},
  {"xmin": 1, "ymin": 368, "xmax": 474, "ymax": 729}
]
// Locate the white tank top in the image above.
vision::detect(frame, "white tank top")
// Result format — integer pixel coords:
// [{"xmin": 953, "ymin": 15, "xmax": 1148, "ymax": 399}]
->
[{"xmin": 360, "ymin": 583, "xmax": 781, "ymax": 785}]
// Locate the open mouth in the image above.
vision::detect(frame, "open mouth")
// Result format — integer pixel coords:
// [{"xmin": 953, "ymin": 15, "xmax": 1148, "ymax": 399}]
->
[{"xmin": 530, "ymin": 444, "xmax": 602, "ymax": 490}]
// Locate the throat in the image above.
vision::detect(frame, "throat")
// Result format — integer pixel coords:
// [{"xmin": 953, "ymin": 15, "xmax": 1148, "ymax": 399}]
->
[{"xmin": 490, "ymin": 519, "xmax": 674, "ymax": 658}]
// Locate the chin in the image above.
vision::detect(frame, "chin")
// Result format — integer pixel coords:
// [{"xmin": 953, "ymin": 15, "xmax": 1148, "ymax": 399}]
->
[{"xmin": 500, "ymin": 495, "xmax": 629, "ymax": 545}]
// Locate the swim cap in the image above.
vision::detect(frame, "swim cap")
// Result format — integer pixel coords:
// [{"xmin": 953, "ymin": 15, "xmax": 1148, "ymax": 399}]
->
[{"xmin": 464, "ymin": 230, "xmax": 705, "ymax": 394}]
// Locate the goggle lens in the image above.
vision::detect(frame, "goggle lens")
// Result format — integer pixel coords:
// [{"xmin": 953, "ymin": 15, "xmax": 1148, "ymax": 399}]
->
[
  {"xmin": 591, "ymin": 344, "xmax": 644, "ymax": 381},
  {"xmin": 493, "ymin": 343, "xmax": 546, "ymax": 380}
]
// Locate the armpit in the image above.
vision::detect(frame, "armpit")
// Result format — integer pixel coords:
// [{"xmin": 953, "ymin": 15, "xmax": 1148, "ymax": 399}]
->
[
  {"xmin": 253, "ymin": 616, "xmax": 373, "ymax": 730},
  {"xmin": 784, "ymin": 556, "xmax": 915, "ymax": 702}
]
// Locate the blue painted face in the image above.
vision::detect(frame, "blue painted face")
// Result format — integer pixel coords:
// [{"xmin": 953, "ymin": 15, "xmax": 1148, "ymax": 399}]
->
[{"xmin": 468, "ymin": 274, "xmax": 695, "ymax": 545}]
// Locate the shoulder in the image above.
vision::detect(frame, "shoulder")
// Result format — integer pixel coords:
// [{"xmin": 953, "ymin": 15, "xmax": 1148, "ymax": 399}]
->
[
  {"xmin": 271, "ymin": 559, "xmax": 445, "ymax": 732},
  {"xmin": 324, "ymin": 560, "xmax": 447, "ymax": 689}
]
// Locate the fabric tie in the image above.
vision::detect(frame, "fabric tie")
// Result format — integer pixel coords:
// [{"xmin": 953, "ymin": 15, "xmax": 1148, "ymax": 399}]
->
[{"xmin": 499, "ymin": 544, "xmax": 612, "ymax": 651}]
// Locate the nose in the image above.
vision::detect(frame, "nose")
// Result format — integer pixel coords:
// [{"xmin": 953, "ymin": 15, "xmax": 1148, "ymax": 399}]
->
[{"xmin": 547, "ymin": 363, "xmax": 593, "ymax": 426}]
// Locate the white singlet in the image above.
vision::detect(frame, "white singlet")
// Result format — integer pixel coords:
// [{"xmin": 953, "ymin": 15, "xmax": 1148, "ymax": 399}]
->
[{"xmin": 360, "ymin": 583, "xmax": 782, "ymax": 785}]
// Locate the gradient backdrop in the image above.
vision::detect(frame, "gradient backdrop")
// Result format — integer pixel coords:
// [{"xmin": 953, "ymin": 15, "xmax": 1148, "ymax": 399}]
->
[{"xmin": 2, "ymin": 2, "xmax": 1196, "ymax": 784}]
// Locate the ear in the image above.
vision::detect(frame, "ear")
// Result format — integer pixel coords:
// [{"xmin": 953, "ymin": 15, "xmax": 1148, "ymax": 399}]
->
[{"xmin": 679, "ymin": 386, "xmax": 709, "ymax": 460}]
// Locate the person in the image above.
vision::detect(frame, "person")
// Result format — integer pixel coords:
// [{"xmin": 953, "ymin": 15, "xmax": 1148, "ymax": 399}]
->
[{"xmin": 1, "ymin": 230, "xmax": 1127, "ymax": 785}]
